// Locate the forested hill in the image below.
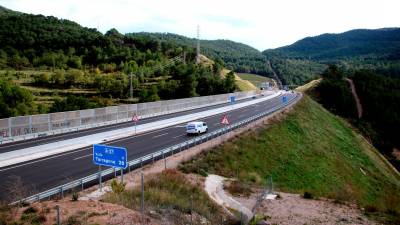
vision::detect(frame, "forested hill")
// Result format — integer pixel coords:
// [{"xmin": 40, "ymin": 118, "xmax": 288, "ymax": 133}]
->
[
  {"xmin": 127, "ymin": 32, "xmax": 270, "ymax": 75},
  {"xmin": 265, "ymin": 28, "xmax": 400, "ymax": 60},
  {"xmin": 262, "ymin": 28, "xmax": 400, "ymax": 84},
  {"xmin": 0, "ymin": 6, "xmax": 239, "ymax": 118}
]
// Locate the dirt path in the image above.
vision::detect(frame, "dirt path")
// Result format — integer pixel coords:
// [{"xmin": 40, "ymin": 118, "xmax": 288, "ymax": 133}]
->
[
  {"xmin": 345, "ymin": 78, "xmax": 363, "ymax": 118},
  {"xmin": 266, "ymin": 60, "xmax": 283, "ymax": 90},
  {"xmin": 255, "ymin": 192, "xmax": 377, "ymax": 225},
  {"xmin": 204, "ymin": 174, "xmax": 253, "ymax": 222}
]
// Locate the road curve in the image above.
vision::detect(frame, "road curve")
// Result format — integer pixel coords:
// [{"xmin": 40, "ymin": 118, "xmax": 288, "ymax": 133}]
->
[{"xmin": 0, "ymin": 92, "xmax": 298, "ymax": 201}]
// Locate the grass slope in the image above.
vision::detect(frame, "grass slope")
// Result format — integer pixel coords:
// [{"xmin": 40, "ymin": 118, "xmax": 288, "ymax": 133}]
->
[
  {"xmin": 181, "ymin": 96, "xmax": 400, "ymax": 222},
  {"xmin": 237, "ymin": 73, "xmax": 271, "ymax": 88}
]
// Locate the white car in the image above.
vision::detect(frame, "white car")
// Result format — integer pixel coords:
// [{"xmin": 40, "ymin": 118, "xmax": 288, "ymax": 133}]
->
[{"xmin": 186, "ymin": 121, "xmax": 208, "ymax": 135}]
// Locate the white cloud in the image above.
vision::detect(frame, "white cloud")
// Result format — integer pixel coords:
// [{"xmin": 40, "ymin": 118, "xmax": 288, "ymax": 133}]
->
[{"xmin": 1, "ymin": 0, "xmax": 399, "ymax": 50}]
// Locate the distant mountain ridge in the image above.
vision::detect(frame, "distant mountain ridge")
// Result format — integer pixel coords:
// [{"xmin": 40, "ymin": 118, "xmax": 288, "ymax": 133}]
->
[{"xmin": 265, "ymin": 28, "xmax": 400, "ymax": 60}]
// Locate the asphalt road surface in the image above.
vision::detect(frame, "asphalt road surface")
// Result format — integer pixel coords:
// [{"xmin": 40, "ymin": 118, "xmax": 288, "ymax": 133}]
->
[
  {"xmin": 0, "ymin": 95, "xmax": 260, "ymax": 154},
  {"xmin": 0, "ymin": 92, "xmax": 298, "ymax": 201}
]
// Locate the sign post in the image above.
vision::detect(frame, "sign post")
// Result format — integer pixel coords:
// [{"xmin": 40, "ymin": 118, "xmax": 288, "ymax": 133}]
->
[
  {"xmin": 132, "ymin": 114, "xmax": 139, "ymax": 135},
  {"xmin": 93, "ymin": 144, "xmax": 128, "ymax": 189}
]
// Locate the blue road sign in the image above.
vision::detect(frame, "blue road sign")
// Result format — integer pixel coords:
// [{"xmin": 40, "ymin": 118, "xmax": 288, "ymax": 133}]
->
[
  {"xmin": 93, "ymin": 144, "xmax": 127, "ymax": 169},
  {"xmin": 230, "ymin": 96, "xmax": 236, "ymax": 103},
  {"xmin": 282, "ymin": 96, "xmax": 288, "ymax": 103}
]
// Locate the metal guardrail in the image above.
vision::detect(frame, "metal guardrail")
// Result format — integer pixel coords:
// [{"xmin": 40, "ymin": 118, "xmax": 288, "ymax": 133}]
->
[{"xmin": 12, "ymin": 93, "xmax": 299, "ymax": 205}]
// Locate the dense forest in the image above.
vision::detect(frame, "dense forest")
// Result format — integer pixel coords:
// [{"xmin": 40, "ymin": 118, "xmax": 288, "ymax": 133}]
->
[
  {"xmin": 0, "ymin": 6, "xmax": 237, "ymax": 118},
  {"xmin": 308, "ymin": 65, "xmax": 400, "ymax": 170}
]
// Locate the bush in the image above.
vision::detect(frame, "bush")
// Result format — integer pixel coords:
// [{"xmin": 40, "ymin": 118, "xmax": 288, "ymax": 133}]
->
[
  {"xmin": 22, "ymin": 206, "xmax": 37, "ymax": 214},
  {"xmin": 303, "ymin": 191, "xmax": 313, "ymax": 199},
  {"xmin": 224, "ymin": 180, "xmax": 252, "ymax": 197},
  {"xmin": 72, "ymin": 192, "xmax": 79, "ymax": 201},
  {"xmin": 110, "ymin": 180, "xmax": 125, "ymax": 194}
]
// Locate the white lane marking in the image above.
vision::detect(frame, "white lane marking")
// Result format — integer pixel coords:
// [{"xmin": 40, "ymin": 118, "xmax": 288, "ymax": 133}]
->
[
  {"xmin": 174, "ymin": 125, "xmax": 186, "ymax": 128},
  {"xmin": 0, "ymin": 147, "xmax": 90, "ymax": 173},
  {"xmin": 73, "ymin": 154, "xmax": 92, "ymax": 160},
  {"xmin": 152, "ymin": 133, "xmax": 168, "ymax": 139},
  {"xmin": 173, "ymin": 134, "xmax": 186, "ymax": 139}
]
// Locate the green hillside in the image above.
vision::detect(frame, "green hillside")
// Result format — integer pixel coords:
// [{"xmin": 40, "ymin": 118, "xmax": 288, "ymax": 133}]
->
[
  {"xmin": 0, "ymin": 6, "xmax": 237, "ymax": 118},
  {"xmin": 127, "ymin": 32, "xmax": 272, "ymax": 75},
  {"xmin": 263, "ymin": 28, "xmax": 400, "ymax": 84},
  {"xmin": 269, "ymin": 28, "xmax": 400, "ymax": 60},
  {"xmin": 307, "ymin": 65, "xmax": 400, "ymax": 171},
  {"xmin": 181, "ymin": 95, "xmax": 400, "ymax": 223}
]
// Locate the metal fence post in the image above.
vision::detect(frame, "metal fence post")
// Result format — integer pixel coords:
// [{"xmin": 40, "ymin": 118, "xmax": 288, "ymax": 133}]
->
[
  {"xmin": 56, "ymin": 205, "xmax": 60, "ymax": 225},
  {"xmin": 121, "ymin": 168, "xmax": 123, "ymax": 183},
  {"xmin": 141, "ymin": 172, "xmax": 144, "ymax": 218},
  {"xmin": 163, "ymin": 151, "xmax": 167, "ymax": 170},
  {"xmin": 98, "ymin": 165, "xmax": 102, "ymax": 191}
]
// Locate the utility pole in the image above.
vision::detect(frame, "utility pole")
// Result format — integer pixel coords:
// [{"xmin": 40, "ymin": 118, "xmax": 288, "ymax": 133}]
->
[{"xmin": 196, "ymin": 25, "xmax": 200, "ymax": 64}]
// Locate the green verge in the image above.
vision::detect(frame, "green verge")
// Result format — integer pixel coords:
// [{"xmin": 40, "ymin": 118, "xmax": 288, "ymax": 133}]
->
[{"xmin": 180, "ymin": 96, "xmax": 400, "ymax": 222}]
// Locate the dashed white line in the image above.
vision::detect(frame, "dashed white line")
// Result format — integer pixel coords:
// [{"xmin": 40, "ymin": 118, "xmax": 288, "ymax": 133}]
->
[
  {"xmin": 73, "ymin": 154, "xmax": 92, "ymax": 160},
  {"xmin": 152, "ymin": 133, "xmax": 168, "ymax": 139},
  {"xmin": 173, "ymin": 134, "xmax": 186, "ymax": 139}
]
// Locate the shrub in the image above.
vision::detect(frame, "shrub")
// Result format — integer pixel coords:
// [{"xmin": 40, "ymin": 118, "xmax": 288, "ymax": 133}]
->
[
  {"xmin": 303, "ymin": 191, "xmax": 313, "ymax": 199},
  {"xmin": 224, "ymin": 180, "xmax": 252, "ymax": 197},
  {"xmin": 111, "ymin": 180, "xmax": 126, "ymax": 194},
  {"xmin": 72, "ymin": 192, "xmax": 79, "ymax": 201}
]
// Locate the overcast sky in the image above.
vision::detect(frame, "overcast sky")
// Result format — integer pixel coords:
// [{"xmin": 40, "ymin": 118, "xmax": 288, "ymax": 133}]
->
[{"xmin": 1, "ymin": 0, "xmax": 399, "ymax": 50}]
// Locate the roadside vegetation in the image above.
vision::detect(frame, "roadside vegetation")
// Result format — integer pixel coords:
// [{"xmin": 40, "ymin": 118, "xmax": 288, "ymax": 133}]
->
[
  {"xmin": 103, "ymin": 169, "xmax": 237, "ymax": 225},
  {"xmin": 180, "ymin": 95, "xmax": 400, "ymax": 224},
  {"xmin": 307, "ymin": 65, "xmax": 400, "ymax": 171}
]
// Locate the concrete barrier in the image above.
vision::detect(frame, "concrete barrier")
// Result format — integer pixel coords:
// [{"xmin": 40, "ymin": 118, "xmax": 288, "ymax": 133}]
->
[{"xmin": 0, "ymin": 90, "xmax": 263, "ymax": 144}]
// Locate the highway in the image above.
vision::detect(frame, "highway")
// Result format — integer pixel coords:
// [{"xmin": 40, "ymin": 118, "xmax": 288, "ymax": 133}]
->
[
  {"xmin": 0, "ymin": 95, "xmax": 258, "ymax": 154},
  {"xmin": 0, "ymin": 92, "xmax": 298, "ymax": 201}
]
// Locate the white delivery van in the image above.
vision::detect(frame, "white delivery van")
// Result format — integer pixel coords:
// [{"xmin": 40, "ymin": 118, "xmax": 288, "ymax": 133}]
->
[{"xmin": 186, "ymin": 121, "xmax": 208, "ymax": 135}]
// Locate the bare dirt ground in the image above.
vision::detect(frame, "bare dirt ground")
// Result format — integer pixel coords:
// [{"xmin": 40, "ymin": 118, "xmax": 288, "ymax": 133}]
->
[
  {"xmin": 15, "ymin": 199, "xmax": 159, "ymax": 225},
  {"xmin": 254, "ymin": 192, "xmax": 377, "ymax": 225}
]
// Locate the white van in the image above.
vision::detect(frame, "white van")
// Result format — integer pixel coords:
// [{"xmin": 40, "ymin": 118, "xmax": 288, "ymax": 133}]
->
[{"xmin": 186, "ymin": 121, "xmax": 208, "ymax": 135}]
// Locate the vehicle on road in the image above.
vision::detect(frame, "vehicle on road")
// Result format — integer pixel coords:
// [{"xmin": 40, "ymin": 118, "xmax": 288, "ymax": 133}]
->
[{"xmin": 186, "ymin": 121, "xmax": 208, "ymax": 135}]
